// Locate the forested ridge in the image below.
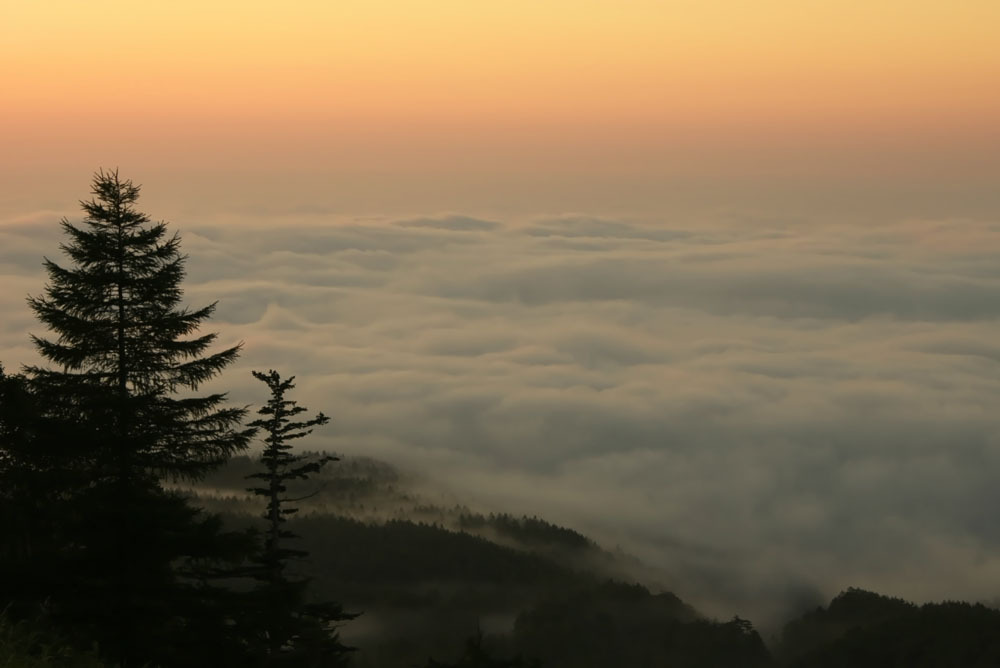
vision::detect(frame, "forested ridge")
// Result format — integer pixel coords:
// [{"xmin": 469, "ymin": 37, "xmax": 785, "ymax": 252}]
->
[
  {"xmin": 2, "ymin": 172, "xmax": 999, "ymax": 667},
  {"xmin": 189, "ymin": 456, "xmax": 1000, "ymax": 668}
]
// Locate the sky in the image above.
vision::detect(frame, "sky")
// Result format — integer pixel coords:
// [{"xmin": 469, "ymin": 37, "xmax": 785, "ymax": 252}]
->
[
  {"xmin": 3, "ymin": 0, "xmax": 1000, "ymax": 624},
  {"xmin": 2, "ymin": 0, "xmax": 1000, "ymax": 215}
]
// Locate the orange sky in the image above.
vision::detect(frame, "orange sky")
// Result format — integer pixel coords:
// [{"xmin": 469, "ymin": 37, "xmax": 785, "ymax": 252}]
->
[{"xmin": 2, "ymin": 0, "xmax": 999, "ymax": 215}]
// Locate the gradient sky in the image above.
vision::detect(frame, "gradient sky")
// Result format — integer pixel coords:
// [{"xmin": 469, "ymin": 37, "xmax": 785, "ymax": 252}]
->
[{"xmin": 3, "ymin": 0, "xmax": 999, "ymax": 216}]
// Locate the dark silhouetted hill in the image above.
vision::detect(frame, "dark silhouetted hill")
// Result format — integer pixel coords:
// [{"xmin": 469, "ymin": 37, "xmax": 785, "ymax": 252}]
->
[{"xmin": 779, "ymin": 588, "xmax": 1000, "ymax": 667}]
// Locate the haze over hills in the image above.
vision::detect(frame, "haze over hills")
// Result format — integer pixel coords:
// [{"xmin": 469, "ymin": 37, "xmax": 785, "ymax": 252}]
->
[
  {"xmin": 184, "ymin": 452, "xmax": 740, "ymax": 666},
  {"xmin": 7, "ymin": 211, "xmax": 1000, "ymax": 630},
  {"xmin": 184, "ymin": 452, "xmax": 1000, "ymax": 668}
]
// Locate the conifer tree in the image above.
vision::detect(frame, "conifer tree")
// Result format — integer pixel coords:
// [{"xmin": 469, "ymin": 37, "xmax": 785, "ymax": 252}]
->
[
  {"xmin": 27, "ymin": 169, "xmax": 250, "ymax": 480},
  {"xmin": 245, "ymin": 369, "xmax": 354, "ymax": 666},
  {"xmin": 22, "ymin": 170, "xmax": 255, "ymax": 666}
]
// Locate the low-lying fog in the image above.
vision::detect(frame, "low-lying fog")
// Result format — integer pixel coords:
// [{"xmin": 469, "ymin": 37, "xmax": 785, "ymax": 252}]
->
[{"xmin": 5, "ymin": 209, "xmax": 1000, "ymax": 626}]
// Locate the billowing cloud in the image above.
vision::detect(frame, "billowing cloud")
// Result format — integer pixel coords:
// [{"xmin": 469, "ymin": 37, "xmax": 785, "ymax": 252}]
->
[{"xmin": 4, "ymin": 210, "xmax": 1000, "ymax": 627}]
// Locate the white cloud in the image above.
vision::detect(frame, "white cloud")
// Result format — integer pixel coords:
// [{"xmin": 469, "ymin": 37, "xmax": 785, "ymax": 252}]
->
[{"xmin": 5, "ymin": 210, "xmax": 1000, "ymax": 624}]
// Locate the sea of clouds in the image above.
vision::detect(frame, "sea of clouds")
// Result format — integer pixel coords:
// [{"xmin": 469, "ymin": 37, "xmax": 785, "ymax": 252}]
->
[{"xmin": 4, "ymin": 209, "xmax": 1000, "ymax": 626}]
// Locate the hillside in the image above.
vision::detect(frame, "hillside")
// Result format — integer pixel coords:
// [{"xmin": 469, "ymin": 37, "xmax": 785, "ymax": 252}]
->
[
  {"xmin": 188, "ymin": 455, "xmax": 1000, "ymax": 668},
  {"xmin": 189, "ymin": 454, "xmax": 767, "ymax": 667}
]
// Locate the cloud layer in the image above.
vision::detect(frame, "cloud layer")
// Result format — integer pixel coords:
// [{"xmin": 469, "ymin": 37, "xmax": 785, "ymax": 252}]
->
[{"xmin": 5, "ymin": 209, "xmax": 1000, "ymax": 624}]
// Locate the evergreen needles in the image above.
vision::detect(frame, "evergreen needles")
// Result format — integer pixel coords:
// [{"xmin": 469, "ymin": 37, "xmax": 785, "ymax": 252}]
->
[
  {"xmin": 14, "ymin": 170, "xmax": 256, "ymax": 666},
  {"xmin": 245, "ymin": 370, "xmax": 355, "ymax": 666}
]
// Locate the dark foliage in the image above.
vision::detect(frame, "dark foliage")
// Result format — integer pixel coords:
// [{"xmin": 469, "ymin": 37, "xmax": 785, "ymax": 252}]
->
[
  {"xmin": 422, "ymin": 631, "xmax": 541, "ymax": 668},
  {"xmin": 0, "ymin": 364, "xmax": 85, "ymax": 626},
  {"xmin": 777, "ymin": 587, "xmax": 915, "ymax": 662},
  {"xmin": 0, "ymin": 612, "xmax": 108, "ymax": 667},
  {"xmin": 513, "ymin": 581, "xmax": 770, "ymax": 668},
  {"xmin": 214, "ymin": 511, "xmax": 593, "ymax": 666},
  {"xmin": 780, "ymin": 588, "xmax": 1000, "ymax": 667},
  {"xmin": 458, "ymin": 514, "xmax": 594, "ymax": 552},
  {"xmin": 295, "ymin": 515, "xmax": 577, "ymax": 605},
  {"xmin": 26, "ymin": 169, "xmax": 252, "ymax": 479},
  {"xmin": 242, "ymin": 370, "xmax": 355, "ymax": 666},
  {"xmin": 218, "ymin": 510, "xmax": 767, "ymax": 668},
  {"xmin": 201, "ymin": 452, "xmax": 399, "ymax": 503},
  {"xmin": 7, "ymin": 171, "xmax": 255, "ymax": 666}
]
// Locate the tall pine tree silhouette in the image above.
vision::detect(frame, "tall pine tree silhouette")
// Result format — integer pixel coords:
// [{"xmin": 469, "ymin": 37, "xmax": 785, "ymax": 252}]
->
[
  {"xmin": 246, "ymin": 369, "xmax": 354, "ymax": 667},
  {"xmin": 28, "ymin": 169, "xmax": 249, "ymax": 478},
  {"xmin": 24, "ymin": 170, "xmax": 254, "ymax": 666}
]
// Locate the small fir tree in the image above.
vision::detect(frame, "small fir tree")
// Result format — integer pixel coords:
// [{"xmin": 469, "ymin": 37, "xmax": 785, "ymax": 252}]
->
[{"xmin": 246, "ymin": 369, "xmax": 354, "ymax": 666}]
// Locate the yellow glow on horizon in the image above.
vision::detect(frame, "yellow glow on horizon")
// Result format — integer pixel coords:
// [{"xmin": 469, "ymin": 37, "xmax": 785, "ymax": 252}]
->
[{"xmin": 3, "ymin": 0, "xmax": 999, "ymax": 198}]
